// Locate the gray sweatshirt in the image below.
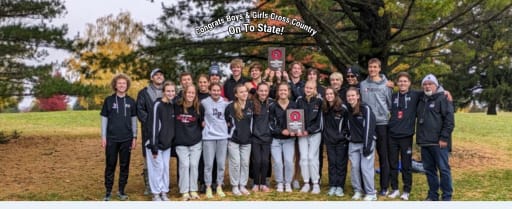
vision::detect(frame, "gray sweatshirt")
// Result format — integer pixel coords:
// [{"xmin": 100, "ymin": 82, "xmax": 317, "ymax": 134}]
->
[
  {"xmin": 201, "ymin": 96, "xmax": 230, "ymax": 140},
  {"xmin": 360, "ymin": 74, "xmax": 392, "ymax": 125}
]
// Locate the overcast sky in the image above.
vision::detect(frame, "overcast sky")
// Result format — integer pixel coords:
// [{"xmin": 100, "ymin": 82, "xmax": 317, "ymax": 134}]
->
[{"xmin": 19, "ymin": 0, "xmax": 165, "ymax": 110}]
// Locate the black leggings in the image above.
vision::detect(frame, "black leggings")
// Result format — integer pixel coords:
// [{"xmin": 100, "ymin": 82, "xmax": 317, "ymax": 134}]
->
[
  {"xmin": 105, "ymin": 140, "xmax": 132, "ymax": 193},
  {"xmin": 251, "ymin": 143, "xmax": 271, "ymax": 185}
]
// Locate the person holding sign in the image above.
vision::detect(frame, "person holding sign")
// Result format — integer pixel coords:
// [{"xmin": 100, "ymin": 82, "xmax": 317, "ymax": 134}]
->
[
  {"xmin": 269, "ymin": 82, "xmax": 298, "ymax": 192},
  {"xmin": 296, "ymin": 80, "xmax": 323, "ymax": 194}
]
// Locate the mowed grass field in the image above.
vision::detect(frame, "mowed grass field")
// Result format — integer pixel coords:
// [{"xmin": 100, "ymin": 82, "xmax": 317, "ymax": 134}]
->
[{"xmin": 0, "ymin": 111, "xmax": 511, "ymax": 201}]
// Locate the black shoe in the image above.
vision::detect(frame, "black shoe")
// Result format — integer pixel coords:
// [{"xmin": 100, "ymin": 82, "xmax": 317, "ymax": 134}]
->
[
  {"xmin": 103, "ymin": 193, "xmax": 112, "ymax": 201},
  {"xmin": 378, "ymin": 189, "xmax": 389, "ymax": 196},
  {"xmin": 424, "ymin": 197, "xmax": 438, "ymax": 201},
  {"xmin": 199, "ymin": 183, "xmax": 206, "ymax": 193}
]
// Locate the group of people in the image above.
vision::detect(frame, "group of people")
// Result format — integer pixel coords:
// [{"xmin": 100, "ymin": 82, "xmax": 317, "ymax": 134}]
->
[{"xmin": 100, "ymin": 57, "xmax": 455, "ymax": 201}]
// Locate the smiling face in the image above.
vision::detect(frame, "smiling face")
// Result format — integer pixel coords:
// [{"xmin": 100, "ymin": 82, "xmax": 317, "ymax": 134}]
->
[
  {"xmin": 209, "ymin": 84, "xmax": 221, "ymax": 101},
  {"xmin": 368, "ymin": 62, "xmax": 381, "ymax": 78},
  {"xmin": 290, "ymin": 63, "xmax": 303, "ymax": 79},
  {"xmin": 184, "ymin": 85, "xmax": 197, "ymax": 103},
  {"xmin": 198, "ymin": 76, "xmax": 209, "ymax": 93},
  {"xmin": 151, "ymin": 72, "xmax": 165, "ymax": 86},
  {"xmin": 231, "ymin": 65, "xmax": 242, "ymax": 77},
  {"xmin": 330, "ymin": 76, "xmax": 342, "ymax": 90},
  {"xmin": 180, "ymin": 74, "xmax": 193, "ymax": 88},
  {"xmin": 256, "ymin": 84, "xmax": 269, "ymax": 101},
  {"xmin": 163, "ymin": 84, "xmax": 176, "ymax": 101},
  {"xmin": 304, "ymin": 81, "xmax": 317, "ymax": 97},
  {"xmin": 325, "ymin": 88, "xmax": 336, "ymax": 103},
  {"xmin": 346, "ymin": 73, "xmax": 358, "ymax": 85},
  {"xmin": 397, "ymin": 76, "xmax": 411, "ymax": 93},
  {"xmin": 423, "ymin": 80, "xmax": 437, "ymax": 96},
  {"xmin": 346, "ymin": 89, "xmax": 360, "ymax": 107},
  {"xmin": 115, "ymin": 78, "xmax": 128, "ymax": 94},
  {"xmin": 250, "ymin": 67, "xmax": 262, "ymax": 81},
  {"xmin": 235, "ymin": 85, "xmax": 248, "ymax": 102},
  {"xmin": 277, "ymin": 83, "xmax": 290, "ymax": 100}
]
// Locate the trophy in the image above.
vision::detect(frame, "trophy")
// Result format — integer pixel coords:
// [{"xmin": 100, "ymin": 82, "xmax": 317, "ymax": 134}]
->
[
  {"xmin": 268, "ymin": 47, "xmax": 286, "ymax": 71},
  {"xmin": 287, "ymin": 109, "xmax": 304, "ymax": 135}
]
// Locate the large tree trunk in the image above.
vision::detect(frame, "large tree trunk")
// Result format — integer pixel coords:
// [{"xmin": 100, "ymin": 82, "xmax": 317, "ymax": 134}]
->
[{"xmin": 487, "ymin": 100, "xmax": 497, "ymax": 115}]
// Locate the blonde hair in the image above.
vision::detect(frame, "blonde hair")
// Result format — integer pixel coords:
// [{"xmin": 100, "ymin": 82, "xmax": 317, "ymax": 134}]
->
[
  {"xmin": 230, "ymin": 58, "xmax": 244, "ymax": 69},
  {"xmin": 305, "ymin": 80, "xmax": 318, "ymax": 101},
  {"xmin": 233, "ymin": 84, "xmax": 247, "ymax": 120},
  {"xmin": 329, "ymin": 72, "xmax": 343, "ymax": 81},
  {"xmin": 111, "ymin": 73, "xmax": 131, "ymax": 92}
]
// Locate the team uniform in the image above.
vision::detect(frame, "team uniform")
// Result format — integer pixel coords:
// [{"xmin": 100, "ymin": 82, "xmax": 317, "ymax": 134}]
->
[
  {"xmin": 225, "ymin": 101, "xmax": 254, "ymax": 195},
  {"xmin": 296, "ymin": 96, "xmax": 323, "ymax": 192},
  {"xmin": 322, "ymin": 103, "xmax": 349, "ymax": 196},
  {"xmin": 145, "ymin": 98, "xmax": 174, "ymax": 200},
  {"xmin": 174, "ymin": 104, "xmax": 204, "ymax": 196},
  {"xmin": 269, "ymin": 100, "xmax": 298, "ymax": 192},
  {"xmin": 347, "ymin": 103, "xmax": 377, "ymax": 200},
  {"xmin": 100, "ymin": 94, "xmax": 137, "ymax": 199}
]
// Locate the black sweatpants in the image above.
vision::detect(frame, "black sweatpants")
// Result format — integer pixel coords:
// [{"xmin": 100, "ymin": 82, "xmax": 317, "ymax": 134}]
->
[
  {"xmin": 326, "ymin": 142, "xmax": 349, "ymax": 188},
  {"xmin": 376, "ymin": 125, "xmax": 390, "ymax": 191},
  {"xmin": 105, "ymin": 139, "xmax": 132, "ymax": 194},
  {"xmin": 389, "ymin": 136, "xmax": 413, "ymax": 193},
  {"xmin": 251, "ymin": 142, "xmax": 271, "ymax": 185}
]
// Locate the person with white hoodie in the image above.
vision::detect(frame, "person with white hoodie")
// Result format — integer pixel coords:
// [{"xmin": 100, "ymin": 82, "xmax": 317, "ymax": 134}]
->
[{"xmin": 201, "ymin": 83, "xmax": 230, "ymax": 198}]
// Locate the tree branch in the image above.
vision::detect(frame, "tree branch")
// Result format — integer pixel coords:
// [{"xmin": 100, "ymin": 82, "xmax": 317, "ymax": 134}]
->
[
  {"xmin": 398, "ymin": 0, "xmax": 484, "ymax": 43},
  {"xmin": 390, "ymin": 0, "xmax": 415, "ymax": 40}
]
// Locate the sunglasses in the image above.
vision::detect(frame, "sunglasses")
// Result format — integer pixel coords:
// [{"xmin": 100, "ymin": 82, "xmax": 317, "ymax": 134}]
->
[{"xmin": 347, "ymin": 75, "xmax": 356, "ymax": 78}]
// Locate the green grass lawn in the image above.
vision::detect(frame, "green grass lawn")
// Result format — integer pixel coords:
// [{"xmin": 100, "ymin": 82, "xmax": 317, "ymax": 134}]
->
[{"xmin": 0, "ymin": 111, "xmax": 511, "ymax": 201}]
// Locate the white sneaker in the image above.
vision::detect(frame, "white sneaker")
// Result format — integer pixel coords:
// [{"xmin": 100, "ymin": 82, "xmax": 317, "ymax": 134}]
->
[
  {"xmin": 152, "ymin": 194, "xmax": 162, "ymax": 201},
  {"xmin": 276, "ymin": 183, "xmax": 284, "ymax": 192},
  {"xmin": 232, "ymin": 187, "xmax": 242, "ymax": 196},
  {"xmin": 300, "ymin": 183, "xmax": 310, "ymax": 193},
  {"xmin": 311, "ymin": 184, "xmax": 321, "ymax": 194},
  {"xmin": 160, "ymin": 193, "xmax": 170, "ymax": 201},
  {"xmin": 285, "ymin": 183, "xmax": 293, "ymax": 192},
  {"xmin": 388, "ymin": 190, "xmax": 400, "ymax": 199},
  {"xmin": 364, "ymin": 194, "xmax": 378, "ymax": 201},
  {"xmin": 327, "ymin": 187, "xmax": 336, "ymax": 196},
  {"xmin": 352, "ymin": 191, "xmax": 363, "ymax": 200},
  {"xmin": 400, "ymin": 192, "xmax": 410, "ymax": 201},
  {"xmin": 293, "ymin": 180, "xmax": 301, "ymax": 189},
  {"xmin": 335, "ymin": 187, "xmax": 344, "ymax": 197}
]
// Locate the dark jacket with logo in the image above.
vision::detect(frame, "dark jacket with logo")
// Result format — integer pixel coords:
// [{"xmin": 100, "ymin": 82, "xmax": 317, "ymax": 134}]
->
[
  {"xmin": 223, "ymin": 76, "xmax": 248, "ymax": 101},
  {"xmin": 322, "ymin": 103, "xmax": 348, "ymax": 145},
  {"xmin": 174, "ymin": 105, "xmax": 203, "ymax": 146},
  {"xmin": 347, "ymin": 104, "xmax": 376, "ymax": 157},
  {"xmin": 416, "ymin": 91, "xmax": 454, "ymax": 147},
  {"xmin": 296, "ymin": 96, "xmax": 323, "ymax": 134},
  {"xmin": 147, "ymin": 98, "xmax": 175, "ymax": 154},
  {"xmin": 252, "ymin": 98, "xmax": 274, "ymax": 144},
  {"xmin": 225, "ymin": 101, "xmax": 254, "ymax": 144},
  {"xmin": 100, "ymin": 94, "xmax": 137, "ymax": 142},
  {"xmin": 388, "ymin": 90, "xmax": 422, "ymax": 138},
  {"xmin": 269, "ymin": 100, "xmax": 298, "ymax": 139}
]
